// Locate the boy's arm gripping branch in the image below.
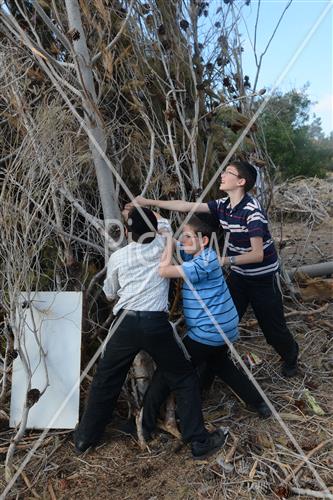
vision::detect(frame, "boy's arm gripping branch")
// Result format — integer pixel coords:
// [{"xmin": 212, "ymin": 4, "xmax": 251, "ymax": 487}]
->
[
  {"xmin": 127, "ymin": 196, "xmax": 210, "ymax": 213},
  {"xmin": 159, "ymin": 234, "xmax": 185, "ymax": 279}
]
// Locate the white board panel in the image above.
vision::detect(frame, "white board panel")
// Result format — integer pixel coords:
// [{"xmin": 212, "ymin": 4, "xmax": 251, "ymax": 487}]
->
[{"xmin": 10, "ymin": 292, "xmax": 82, "ymax": 429}]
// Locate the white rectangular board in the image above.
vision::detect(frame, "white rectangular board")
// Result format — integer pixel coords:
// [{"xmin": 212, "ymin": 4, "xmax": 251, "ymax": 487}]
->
[{"xmin": 10, "ymin": 292, "xmax": 82, "ymax": 429}]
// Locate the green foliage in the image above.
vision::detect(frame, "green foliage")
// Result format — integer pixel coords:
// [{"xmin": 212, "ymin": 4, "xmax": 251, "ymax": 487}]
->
[{"xmin": 258, "ymin": 89, "xmax": 332, "ymax": 179}]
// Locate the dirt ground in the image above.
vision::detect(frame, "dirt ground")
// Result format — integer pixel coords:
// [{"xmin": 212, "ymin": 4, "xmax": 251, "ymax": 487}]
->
[{"xmin": 1, "ymin": 208, "xmax": 332, "ymax": 499}]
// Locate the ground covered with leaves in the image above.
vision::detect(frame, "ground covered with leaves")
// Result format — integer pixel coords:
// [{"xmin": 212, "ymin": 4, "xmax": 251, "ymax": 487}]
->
[{"xmin": 1, "ymin": 317, "xmax": 332, "ymax": 500}]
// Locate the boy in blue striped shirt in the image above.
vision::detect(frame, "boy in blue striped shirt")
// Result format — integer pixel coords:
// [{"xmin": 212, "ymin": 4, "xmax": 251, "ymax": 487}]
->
[
  {"xmin": 142, "ymin": 213, "xmax": 271, "ymax": 436},
  {"xmin": 129, "ymin": 160, "xmax": 299, "ymax": 377},
  {"xmin": 180, "ymin": 215, "xmax": 239, "ymax": 348}
]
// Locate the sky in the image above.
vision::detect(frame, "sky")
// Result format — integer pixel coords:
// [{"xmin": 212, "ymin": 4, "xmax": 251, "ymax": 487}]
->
[{"xmin": 236, "ymin": 0, "xmax": 333, "ymax": 136}]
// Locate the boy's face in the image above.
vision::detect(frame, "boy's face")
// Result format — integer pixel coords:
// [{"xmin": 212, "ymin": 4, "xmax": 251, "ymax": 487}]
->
[
  {"xmin": 219, "ymin": 164, "xmax": 245, "ymax": 192},
  {"xmin": 180, "ymin": 224, "xmax": 207, "ymax": 255}
]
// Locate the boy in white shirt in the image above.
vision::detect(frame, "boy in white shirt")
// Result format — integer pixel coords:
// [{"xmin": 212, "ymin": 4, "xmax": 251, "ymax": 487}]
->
[{"xmin": 74, "ymin": 208, "xmax": 226, "ymax": 459}]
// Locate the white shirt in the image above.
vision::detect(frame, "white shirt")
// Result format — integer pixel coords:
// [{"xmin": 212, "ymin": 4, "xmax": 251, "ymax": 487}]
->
[{"xmin": 103, "ymin": 219, "xmax": 171, "ymax": 314}]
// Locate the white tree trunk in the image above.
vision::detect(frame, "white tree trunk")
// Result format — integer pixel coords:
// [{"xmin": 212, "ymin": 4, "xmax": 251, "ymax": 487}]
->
[{"xmin": 65, "ymin": 0, "xmax": 120, "ymax": 222}]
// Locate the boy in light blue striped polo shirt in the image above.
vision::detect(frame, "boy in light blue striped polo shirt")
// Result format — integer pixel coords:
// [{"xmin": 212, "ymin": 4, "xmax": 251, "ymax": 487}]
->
[
  {"xmin": 180, "ymin": 226, "xmax": 238, "ymax": 348},
  {"xmin": 143, "ymin": 214, "xmax": 271, "ymax": 434}
]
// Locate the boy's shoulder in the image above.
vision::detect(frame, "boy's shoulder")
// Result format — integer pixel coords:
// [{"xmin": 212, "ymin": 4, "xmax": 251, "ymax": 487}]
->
[
  {"xmin": 109, "ymin": 236, "xmax": 165, "ymax": 265},
  {"xmin": 241, "ymin": 194, "xmax": 264, "ymax": 212},
  {"xmin": 108, "ymin": 240, "xmax": 144, "ymax": 262},
  {"xmin": 212, "ymin": 196, "xmax": 229, "ymax": 208},
  {"xmin": 107, "ymin": 244, "xmax": 129, "ymax": 266}
]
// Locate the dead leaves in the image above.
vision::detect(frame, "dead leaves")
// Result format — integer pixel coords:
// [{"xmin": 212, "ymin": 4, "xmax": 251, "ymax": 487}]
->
[
  {"xmin": 298, "ymin": 277, "xmax": 333, "ymax": 302},
  {"xmin": 102, "ymin": 50, "xmax": 114, "ymax": 79},
  {"xmin": 27, "ymin": 67, "xmax": 45, "ymax": 82},
  {"xmin": 67, "ymin": 28, "xmax": 80, "ymax": 42}
]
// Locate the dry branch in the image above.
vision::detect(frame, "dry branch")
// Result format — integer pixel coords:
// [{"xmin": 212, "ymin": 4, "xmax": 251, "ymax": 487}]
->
[{"xmin": 283, "ymin": 439, "xmax": 332, "ymax": 484}]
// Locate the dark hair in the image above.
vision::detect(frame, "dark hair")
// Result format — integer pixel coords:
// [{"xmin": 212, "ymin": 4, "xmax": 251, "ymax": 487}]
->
[
  {"xmin": 187, "ymin": 213, "xmax": 220, "ymax": 242},
  {"xmin": 126, "ymin": 207, "xmax": 157, "ymax": 243},
  {"xmin": 229, "ymin": 160, "xmax": 257, "ymax": 192}
]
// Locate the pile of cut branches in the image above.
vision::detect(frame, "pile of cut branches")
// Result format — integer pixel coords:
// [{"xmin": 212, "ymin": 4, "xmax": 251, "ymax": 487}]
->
[{"xmin": 272, "ymin": 177, "xmax": 333, "ymax": 225}]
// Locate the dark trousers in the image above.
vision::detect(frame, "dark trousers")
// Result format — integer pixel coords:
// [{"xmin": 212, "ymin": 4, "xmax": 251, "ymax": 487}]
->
[
  {"xmin": 76, "ymin": 311, "xmax": 208, "ymax": 444},
  {"xmin": 143, "ymin": 336, "xmax": 263, "ymax": 434},
  {"xmin": 227, "ymin": 272, "xmax": 298, "ymax": 363}
]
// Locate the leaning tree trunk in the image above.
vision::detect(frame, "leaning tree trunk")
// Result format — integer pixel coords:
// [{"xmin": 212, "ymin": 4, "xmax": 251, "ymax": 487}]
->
[{"xmin": 64, "ymin": 0, "xmax": 120, "ymax": 222}]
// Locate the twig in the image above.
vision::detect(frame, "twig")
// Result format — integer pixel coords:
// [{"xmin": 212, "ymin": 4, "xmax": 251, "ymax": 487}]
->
[
  {"xmin": 244, "ymin": 303, "xmax": 329, "ymax": 327},
  {"xmin": 284, "ymin": 438, "xmax": 332, "ymax": 483},
  {"xmin": 12, "ymin": 465, "xmax": 40, "ymax": 499},
  {"xmin": 91, "ymin": 0, "xmax": 135, "ymax": 64},
  {"xmin": 290, "ymin": 487, "xmax": 333, "ymax": 499},
  {"xmin": 249, "ymin": 459, "xmax": 258, "ymax": 479},
  {"xmin": 47, "ymin": 481, "xmax": 57, "ymax": 500},
  {"xmin": 0, "ymin": 436, "xmax": 53, "ymax": 453},
  {"xmin": 135, "ymin": 408, "xmax": 149, "ymax": 451},
  {"xmin": 225, "ymin": 436, "xmax": 239, "ymax": 463}
]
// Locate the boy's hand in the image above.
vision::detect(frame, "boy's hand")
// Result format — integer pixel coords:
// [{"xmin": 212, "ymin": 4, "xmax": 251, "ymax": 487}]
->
[
  {"xmin": 152, "ymin": 210, "xmax": 162, "ymax": 220},
  {"xmin": 219, "ymin": 256, "xmax": 228, "ymax": 267},
  {"xmin": 121, "ymin": 208, "xmax": 130, "ymax": 221},
  {"xmin": 125, "ymin": 196, "xmax": 149, "ymax": 211}
]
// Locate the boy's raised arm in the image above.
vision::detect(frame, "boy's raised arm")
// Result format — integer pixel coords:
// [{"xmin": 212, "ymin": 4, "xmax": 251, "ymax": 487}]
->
[
  {"xmin": 126, "ymin": 196, "xmax": 209, "ymax": 213},
  {"xmin": 159, "ymin": 233, "xmax": 184, "ymax": 279}
]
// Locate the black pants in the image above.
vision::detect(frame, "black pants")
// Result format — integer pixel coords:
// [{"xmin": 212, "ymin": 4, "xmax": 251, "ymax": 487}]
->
[
  {"xmin": 76, "ymin": 311, "xmax": 208, "ymax": 444},
  {"xmin": 143, "ymin": 336, "xmax": 263, "ymax": 434},
  {"xmin": 227, "ymin": 272, "xmax": 298, "ymax": 363}
]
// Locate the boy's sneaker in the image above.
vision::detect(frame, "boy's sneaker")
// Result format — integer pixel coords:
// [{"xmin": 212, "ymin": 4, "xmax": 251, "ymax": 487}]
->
[
  {"xmin": 250, "ymin": 401, "xmax": 272, "ymax": 419},
  {"xmin": 281, "ymin": 362, "xmax": 298, "ymax": 378},
  {"xmin": 281, "ymin": 342, "xmax": 299, "ymax": 378},
  {"xmin": 191, "ymin": 428, "xmax": 228, "ymax": 460},
  {"xmin": 73, "ymin": 430, "xmax": 100, "ymax": 454},
  {"xmin": 73, "ymin": 424, "xmax": 105, "ymax": 454}
]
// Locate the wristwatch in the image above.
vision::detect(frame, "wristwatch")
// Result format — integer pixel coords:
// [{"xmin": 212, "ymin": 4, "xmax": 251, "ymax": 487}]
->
[{"xmin": 229, "ymin": 256, "xmax": 236, "ymax": 265}]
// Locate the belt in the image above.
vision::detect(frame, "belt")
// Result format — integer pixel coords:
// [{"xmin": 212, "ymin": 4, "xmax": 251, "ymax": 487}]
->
[{"xmin": 116, "ymin": 309, "xmax": 168, "ymax": 319}]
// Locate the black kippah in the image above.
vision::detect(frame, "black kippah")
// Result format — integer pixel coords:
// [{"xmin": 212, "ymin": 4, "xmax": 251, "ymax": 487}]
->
[
  {"xmin": 193, "ymin": 212, "xmax": 220, "ymax": 232},
  {"xmin": 128, "ymin": 207, "xmax": 157, "ymax": 242}
]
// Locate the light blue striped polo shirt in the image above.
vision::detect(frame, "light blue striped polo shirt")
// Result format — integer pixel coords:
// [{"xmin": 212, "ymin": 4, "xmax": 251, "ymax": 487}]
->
[{"xmin": 181, "ymin": 248, "xmax": 239, "ymax": 346}]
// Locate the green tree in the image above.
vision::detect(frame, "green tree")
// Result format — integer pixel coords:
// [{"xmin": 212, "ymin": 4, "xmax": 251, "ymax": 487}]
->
[{"xmin": 258, "ymin": 88, "xmax": 332, "ymax": 178}]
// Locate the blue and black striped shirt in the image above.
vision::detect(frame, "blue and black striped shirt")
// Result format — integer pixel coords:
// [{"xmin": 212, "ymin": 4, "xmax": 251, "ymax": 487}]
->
[
  {"xmin": 208, "ymin": 194, "xmax": 279, "ymax": 278},
  {"xmin": 181, "ymin": 248, "xmax": 239, "ymax": 346}
]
